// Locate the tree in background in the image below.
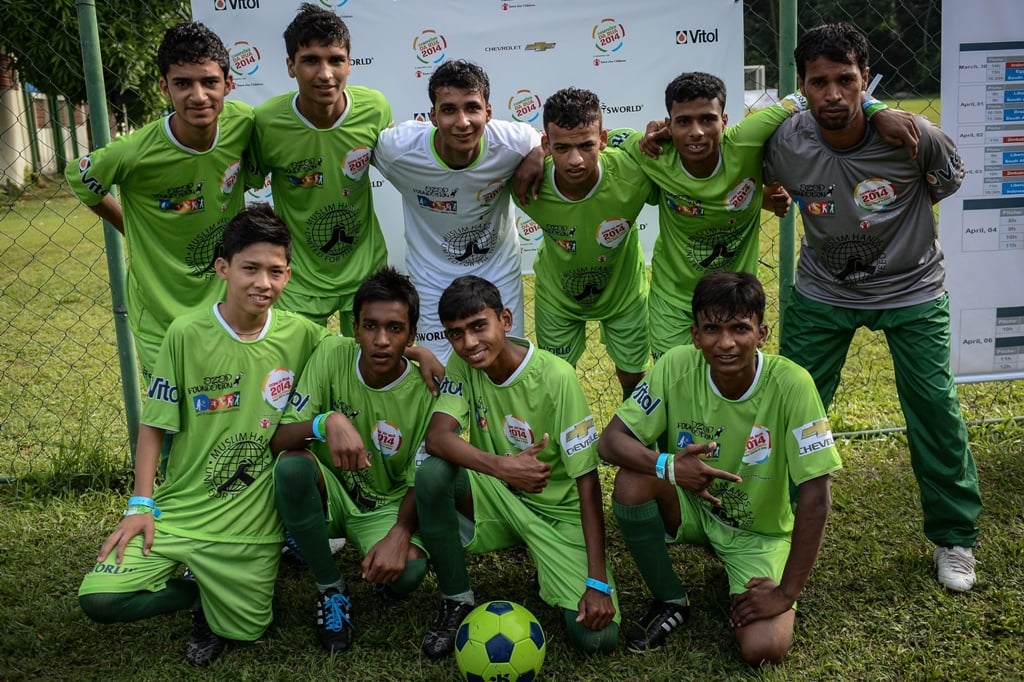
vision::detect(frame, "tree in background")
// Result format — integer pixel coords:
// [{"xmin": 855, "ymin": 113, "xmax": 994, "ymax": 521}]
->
[{"xmin": 0, "ymin": 0, "xmax": 189, "ymax": 130}]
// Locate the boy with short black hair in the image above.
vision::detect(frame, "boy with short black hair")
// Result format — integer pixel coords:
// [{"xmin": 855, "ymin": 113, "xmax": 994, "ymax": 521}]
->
[
  {"xmin": 415, "ymin": 275, "xmax": 618, "ymax": 659},
  {"xmin": 513, "ymin": 86, "xmax": 656, "ymax": 398},
  {"xmin": 270, "ymin": 266, "xmax": 435, "ymax": 654},
  {"xmin": 599, "ymin": 271, "xmax": 841, "ymax": 665},
  {"xmin": 66, "ymin": 21, "xmax": 253, "ymax": 380},
  {"xmin": 76, "ymin": 204, "xmax": 329, "ymax": 666},
  {"xmin": 251, "ymin": 3, "xmax": 392, "ymax": 331},
  {"xmin": 372, "ymin": 60, "xmax": 542, "ymax": 362}
]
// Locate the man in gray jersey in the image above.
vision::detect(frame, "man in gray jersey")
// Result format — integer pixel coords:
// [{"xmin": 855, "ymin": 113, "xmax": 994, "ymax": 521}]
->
[{"xmin": 764, "ymin": 22, "xmax": 982, "ymax": 592}]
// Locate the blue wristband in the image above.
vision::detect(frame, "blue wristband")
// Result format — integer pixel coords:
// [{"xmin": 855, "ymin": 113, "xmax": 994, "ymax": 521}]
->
[
  {"xmin": 585, "ymin": 577, "xmax": 614, "ymax": 595},
  {"xmin": 311, "ymin": 413, "xmax": 329, "ymax": 442},
  {"xmin": 126, "ymin": 495, "xmax": 161, "ymax": 518},
  {"xmin": 655, "ymin": 452, "xmax": 670, "ymax": 480}
]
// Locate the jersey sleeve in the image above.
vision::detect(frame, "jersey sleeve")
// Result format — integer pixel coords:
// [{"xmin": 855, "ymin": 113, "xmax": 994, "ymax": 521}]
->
[
  {"xmin": 614, "ymin": 352, "xmax": 672, "ymax": 447},
  {"xmin": 731, "ymin": 92, "xmax": 807, "ymax": 146},
  {"xmin": 554, "ymin": 370, "xmax": 600, "ymax": 479},
  {"xmin": 65, "ymin": 133, "xmax": 136, "ymax": 206},
  {"xmin": 433, "ymin": 357, "xmax": 472, "ymax": 433},
  {"xmin": 140, "ymin": 320, "xmax": 186, "ymax": 434},
  {"xmin": 781, "ymin": 365, "xmax": 842, "ymax": 485},
  {"xmin": 280, "ymin": 335, "xmax": 344, "ymax": 425},
  {"xmin": 915, "ymin": 116, "xmax": 965, "ymax": 202},
  {"xmin": 370, "ymin": 125, "xmax": 398, "ymax": 179}
]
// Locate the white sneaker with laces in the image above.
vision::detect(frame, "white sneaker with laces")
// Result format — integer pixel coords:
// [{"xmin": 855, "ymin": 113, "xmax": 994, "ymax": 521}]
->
[{"xmin": 933, "ymin": 546, "xmax": 976, "ymax": 592}]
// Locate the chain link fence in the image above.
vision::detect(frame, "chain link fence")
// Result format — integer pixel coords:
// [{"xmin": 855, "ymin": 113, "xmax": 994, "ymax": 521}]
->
[{"xmin": 1, "ymin": 1, "xmax": 1020, "ymax": 480}]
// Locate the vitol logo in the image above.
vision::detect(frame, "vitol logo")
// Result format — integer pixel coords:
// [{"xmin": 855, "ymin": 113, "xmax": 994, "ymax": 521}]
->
[
  {"xmin": 262, "ymin": 368, "xmax": 295, "ymax": 410},
  {"xmin": 854, "ymin": 178, "xmax": 896, "ymax": 212},
  {"xmin": 597, "ymin": 218, "xmax": 630, "ymax": 248},
  {"xmin": 374, "ymin": 420, "xmax": 403, "ymax": 457},
  {"xmin": 676, "ymin": 28, "xmax": 719, "ymax": 44},
  {"xmin": 508, "ymin": 89, "xmax": 542, "ymax": 123},
  {"xmin": 229, "ymin": 41, "xmax": 261, "ymax": 77},
  {"xmin": 413, "ymin": 29, "xmax": 448, "ymax": 65},
  {"xmin": 593, "ymin": 18, "xmax": 626, "ymax": 53},
  {"xmin": 342, "ymin": 146, "xmax": 372, "ymax": 181},
  {"xmin": 516, "ymin": 215, "xmax": 542, "ymax": 243},
  {"xmin": 503, "ymin": 415, "xmax": 534, "ymax": 450},
  {"xmin": 215, "ymin": 0, "xmax": 260, "ymax": 10}
]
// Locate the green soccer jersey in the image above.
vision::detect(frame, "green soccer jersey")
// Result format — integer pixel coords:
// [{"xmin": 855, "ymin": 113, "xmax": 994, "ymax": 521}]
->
[
  {"xmin": 65, "ymin": 100, "xmax": 254, "ymax": 368},
  {"xmin": 280, "ymin": 335, "xmax": 435, "ymax": 511},
  {"xmin": 434, "ymin": 339, "xmax": 600, "ymax": 524},
  {"xmin": 616, "ymin": 345, "xmax": 841, "ymax": 539},
  {"xmin": 142, "ymin": 305, "xmax": 329, "ymax": 544},
  {"xmin": 609, "ymin": 100, "xmax": 797, "ymax": 313},
  {"xmin": 251, "ymin": 88, "xmax": 393, "ymax": 302},
  {"xmin": 512, "ymin": 149, "xmax": 656, "ymax": 318}
]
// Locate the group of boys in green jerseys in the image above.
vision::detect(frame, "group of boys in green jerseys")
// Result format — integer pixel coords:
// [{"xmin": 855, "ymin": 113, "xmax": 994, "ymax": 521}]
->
[{"xmin": 67, "ymin": 0, "xmax": 955, "ymax": 671}]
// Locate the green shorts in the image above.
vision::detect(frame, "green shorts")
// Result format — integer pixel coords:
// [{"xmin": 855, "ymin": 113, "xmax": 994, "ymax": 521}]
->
[
  {"xmin": 78, "ymin": 531, "xmax": 279, "ymax": 641},
  {"xmin": 648, "ymin": 289, "xmax": 694, "ymax": 359},
  {"xmin": 462, "ymin": 471, "xmax": 621, "ymax": 622},
  {"xmin": 277, "ymin": 287, "xmax": 356, "ymax": 331},
  {"xmin": 316, "ymin": 458, "xmax": 426, "ymax": 556},
  {"xmin": 672, "ymin": 488, "xmax": 791, "ymax": 597},
  {"xmin": 534, "ymin": 297, "xmax": 650, "ymax": 373}
]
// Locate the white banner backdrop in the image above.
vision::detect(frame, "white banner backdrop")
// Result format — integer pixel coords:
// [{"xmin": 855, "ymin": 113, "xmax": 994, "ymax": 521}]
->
[
  {"xmin": 941, "ymin": 0, "xmax": 1024, "ymax": 381},
  {"xmin": 193, "ymin": 0, "xmax": 743, "ymax": 272}
]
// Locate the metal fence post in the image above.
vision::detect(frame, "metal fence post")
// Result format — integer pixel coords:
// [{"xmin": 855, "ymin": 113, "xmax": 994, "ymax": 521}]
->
[{"xmin": 74, "ymin": 0, "xmax": 142, "ymax": 463}]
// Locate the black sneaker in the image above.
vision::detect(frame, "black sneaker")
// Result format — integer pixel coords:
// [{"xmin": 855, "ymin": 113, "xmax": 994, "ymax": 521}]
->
[
  {"xmin": 315, "ymin": 588, "xmax": 354, "ymax": 653},
  {"xmin": 373, "ymin": 583, "xmax": 407, "ymax": 608},
  {"xmin": 186, "ymin": 608, "xmax": 227, "ymax": 666},
  {"xmin": 422, "ymin": 598, "xmax": 475, "ymax": 660},
  {"xmin": 626, "ymin": 599, "xmax": 690, "ymax": 651}
]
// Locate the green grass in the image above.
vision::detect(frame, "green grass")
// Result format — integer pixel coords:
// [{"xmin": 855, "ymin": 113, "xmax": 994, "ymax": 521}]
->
[{"xmin": 2, "ymin": 426, "xmax": 1022, "ymax": 681}]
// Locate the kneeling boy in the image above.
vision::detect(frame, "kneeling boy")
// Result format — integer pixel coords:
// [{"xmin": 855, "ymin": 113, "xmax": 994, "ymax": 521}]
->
[
  {"xmin": 415, "ymin": 275, "xmax": 618, "ymax": 659},
  {"xmin": 598, "ymin": 271, "xmax": 840, "ymax": 665},
  {"xmin": 77, "ymin": 204, "xmax": 328, "ymax": 666},
  {"xmin": 270, "ymin": 266, "xmax": 435, "ymax": 653}
]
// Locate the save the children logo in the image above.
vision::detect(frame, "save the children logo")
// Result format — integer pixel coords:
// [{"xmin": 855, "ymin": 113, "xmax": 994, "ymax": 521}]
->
[
  {"xmin": 508, "ymin": 89, "xmax": 542, "ymax": 123},
  {"xmin": 593, "ymin": 18, "xmax": 626, "ymax": 53},
  {"xmin": 229, "ymin": 41, "xmax": 261, "ymax": 77},
  {"xmin": 413, "ymin": 29, "xmax": 448, "ymax": 65}
]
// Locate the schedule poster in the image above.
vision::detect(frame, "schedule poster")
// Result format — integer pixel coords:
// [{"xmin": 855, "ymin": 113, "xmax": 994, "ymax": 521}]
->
[{"xmin": 941, "ymin": 0, "xmax": 1024, "ymax": 381}]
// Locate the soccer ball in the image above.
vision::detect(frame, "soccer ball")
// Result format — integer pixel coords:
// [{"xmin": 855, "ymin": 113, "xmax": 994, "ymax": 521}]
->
[{"xmin": 454, "ymin": 600, "xmax": 546, "ymax": 682}]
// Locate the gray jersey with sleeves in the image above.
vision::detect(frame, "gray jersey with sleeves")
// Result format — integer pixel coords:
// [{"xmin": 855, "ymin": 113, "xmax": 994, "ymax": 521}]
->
[{"xmin": 764, "ymin": 112, "xmax": 964, "ymax": 309}]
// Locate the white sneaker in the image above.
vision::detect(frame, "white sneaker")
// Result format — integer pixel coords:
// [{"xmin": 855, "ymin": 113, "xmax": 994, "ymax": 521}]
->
[{"xmin": 933, "ymin": 546, "xmax": 976, "ymax": 592}]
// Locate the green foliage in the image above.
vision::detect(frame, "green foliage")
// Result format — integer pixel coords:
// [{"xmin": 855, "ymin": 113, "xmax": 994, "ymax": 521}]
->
[{"xmin": 0, "ymin": 0, "xmax": 190, "ymax": 125}]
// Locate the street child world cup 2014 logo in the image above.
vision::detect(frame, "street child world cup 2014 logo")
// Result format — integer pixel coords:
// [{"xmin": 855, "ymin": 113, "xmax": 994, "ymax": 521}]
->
[
  {"xmin": 229, "ymin": 41, "xmax": 261, "ymax": 77},
  {"xmin": 413, "ymin": 29, "xmax": 448, "ymax": 65},
  {"xmin": 508, "ymin": 89, "xmax": 542, "ymax": 124},
  {"xmin": 593, "ymin": 18, "xmax": 626, "ymax": 53}
]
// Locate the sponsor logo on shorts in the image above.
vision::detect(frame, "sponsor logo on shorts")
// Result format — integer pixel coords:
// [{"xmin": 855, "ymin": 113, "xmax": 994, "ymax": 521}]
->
[
  {"xmin": 561, "ymin": 416, "xmax": 598, "ymax": 456},
  {"xmin": 794, "ymin": 418, "xmax": 834, "ymax": 456},
  {"xmin": 741, "ymin": 425, "xmax": 771, "ymax": 464}
]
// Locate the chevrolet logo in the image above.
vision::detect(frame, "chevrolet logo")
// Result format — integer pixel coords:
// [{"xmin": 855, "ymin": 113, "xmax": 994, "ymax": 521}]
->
[
  {"xmin": 564, "ymin": 418, "xmax": 594, "ymax": 440},
  {"xmin": 801, "ymin": 420, "xmax": 831, "ymax": 439},
  {"xmin": 525, "ymin": 42, "xmax": 556, "ymax": 52}
]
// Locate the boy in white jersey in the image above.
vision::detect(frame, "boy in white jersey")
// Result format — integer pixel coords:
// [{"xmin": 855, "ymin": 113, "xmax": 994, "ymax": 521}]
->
[
  {"xmin": 251, "ymin": 3, "xmax": 391, "ymax": 332},
  {"xmin": 77, "ymin": 204, "xmax": 329, "ymax": 666},
  {"xmin": 512, "ymin": 87, "xmax": 657, "ymax": 399},
  {"xmin": 764, "ymin": 23, "xmax": 981, "ymax": 592},
  {"xmin": 599, "ymin": 271, "xmax": 841, "ymax": 665},
  {"xmin": 373, "ymin": 60, "xmax": 542, "ymax": 362},
  {"xmin": 269, "ymin": 266, "xmax": 435, "ymax": 654},
  {"xmin": 415, "ymin": 276, "xmax": 618, "ymax": 660},
  {"xmin": 66, "ymin": 22, "xmax": 252, "ymax": 380}
]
